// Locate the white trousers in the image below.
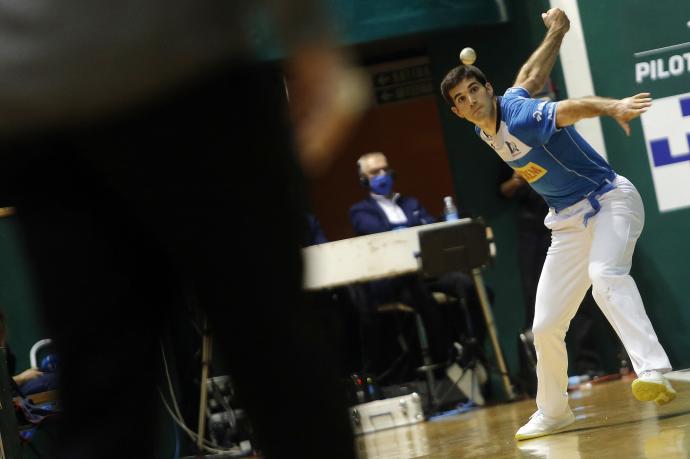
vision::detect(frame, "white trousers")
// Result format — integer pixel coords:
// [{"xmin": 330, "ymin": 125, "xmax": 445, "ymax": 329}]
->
[{"xmin": 533, "ymin": 175, "xmax": 671, "ymax": 417}]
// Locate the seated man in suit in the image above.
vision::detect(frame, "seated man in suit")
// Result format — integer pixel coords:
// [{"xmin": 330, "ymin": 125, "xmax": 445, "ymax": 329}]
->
[{"xmin": 349, "ymin": 151, "xmax": 488, "ymax": 385}]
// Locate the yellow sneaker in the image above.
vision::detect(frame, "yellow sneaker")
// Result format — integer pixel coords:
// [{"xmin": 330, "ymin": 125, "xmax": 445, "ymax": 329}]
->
[{"xmin": 632, "ymin": 370, "xmax": 676, "ymax": 405}]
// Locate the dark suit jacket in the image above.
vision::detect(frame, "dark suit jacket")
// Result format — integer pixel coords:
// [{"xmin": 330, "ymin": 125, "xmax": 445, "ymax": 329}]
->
[
  {"xmin": 303, "ymin": 213, "xmax": 328, "ymax": 247},
  {"xmin": 349, "ymin": 195, "xmax": 436, "ymax": 236}
]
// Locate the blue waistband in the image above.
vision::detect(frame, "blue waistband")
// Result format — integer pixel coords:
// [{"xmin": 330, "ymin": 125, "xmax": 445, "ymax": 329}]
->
[{"xmin": 583, "ymin": 175, "xmax": 617, "ymax": 226}]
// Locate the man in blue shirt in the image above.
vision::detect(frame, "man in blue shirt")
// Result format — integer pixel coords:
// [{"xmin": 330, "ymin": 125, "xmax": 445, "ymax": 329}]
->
[{"xmin": 441, "ymin": 7, "xmax": 674, "ymax": 440}]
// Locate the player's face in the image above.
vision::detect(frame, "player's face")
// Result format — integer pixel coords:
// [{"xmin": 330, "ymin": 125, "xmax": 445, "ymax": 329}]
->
[{"xmin": 449, "ymin": 78, "xmax": 494, "ymax": 125}]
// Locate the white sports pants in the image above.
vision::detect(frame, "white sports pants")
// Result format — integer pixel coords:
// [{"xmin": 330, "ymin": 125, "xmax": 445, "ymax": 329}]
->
[{"xmin": 533, "ymin": 175, "xmax": 671, "ymax": 417}]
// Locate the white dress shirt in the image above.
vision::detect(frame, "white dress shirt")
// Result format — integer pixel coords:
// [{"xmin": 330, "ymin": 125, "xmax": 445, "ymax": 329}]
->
[{"xmin": 371, "ymin": 193, "xmax": 407, "ymax": 225}]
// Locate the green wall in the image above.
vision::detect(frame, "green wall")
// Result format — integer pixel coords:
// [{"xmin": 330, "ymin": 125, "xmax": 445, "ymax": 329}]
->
[
  {"xmin": 254, "ymin": 0, "xmax": 508, "ymax": 60},
  {"xmin": 576, "ymin": 0, "xmax": 690, "ymax": 367},
  {"xmin": 329, "ymin": 0, "xmax": 508, "ymax": 45},
  {"xmin": 0, "ymin": 217, "xmax": 43, "ymax": 371}
]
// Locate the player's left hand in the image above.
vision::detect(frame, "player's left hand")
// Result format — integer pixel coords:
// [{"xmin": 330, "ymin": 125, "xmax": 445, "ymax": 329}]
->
[{"xmin": 611, "ymin": 93, "xmax": 652, "ymax": 136}]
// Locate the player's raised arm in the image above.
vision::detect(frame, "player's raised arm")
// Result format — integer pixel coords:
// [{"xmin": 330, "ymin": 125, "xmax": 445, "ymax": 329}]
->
[
  {"xmin": 513, "ymin": 8, "xmax": 570, "ymax": 96},
  {"xmin": 555, "ymin": 93, "xmax": 652, "ymax": 136}
]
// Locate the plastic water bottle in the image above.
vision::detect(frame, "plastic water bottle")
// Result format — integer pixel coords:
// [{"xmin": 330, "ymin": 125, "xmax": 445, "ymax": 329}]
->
[{"xmin": 443, "ymin": 196, "xmax": 459, "ymax": 221}]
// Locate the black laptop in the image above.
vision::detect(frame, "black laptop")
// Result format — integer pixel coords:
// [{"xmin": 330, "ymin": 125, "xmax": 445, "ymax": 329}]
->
[{"xmin": 417, "ymin": 219, "xmax": 490, "ymax": 278}]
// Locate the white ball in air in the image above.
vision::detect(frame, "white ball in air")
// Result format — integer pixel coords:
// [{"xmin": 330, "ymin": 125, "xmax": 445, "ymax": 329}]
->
[{"xmin": 459, "ymin": 47, "xmax": 476, "ymax": 65}]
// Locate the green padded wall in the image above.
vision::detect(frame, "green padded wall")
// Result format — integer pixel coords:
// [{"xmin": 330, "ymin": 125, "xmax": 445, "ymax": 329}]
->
[
  {"xmin": 0, "ymin": 217, "xmax": 43, "ymax": 372},
  {"xmin": 330, "ymin": 0, "xmax": 509, "ymax": 45},
  {"xmin": 576, "ymin": 0, "xmax": 690, "ymax": 367}
]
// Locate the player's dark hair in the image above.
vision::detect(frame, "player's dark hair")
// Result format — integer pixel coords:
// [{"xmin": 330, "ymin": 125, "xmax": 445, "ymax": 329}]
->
[{"xmin": 440, "ymin": 65, "xmax": 489, "ymax": 106}]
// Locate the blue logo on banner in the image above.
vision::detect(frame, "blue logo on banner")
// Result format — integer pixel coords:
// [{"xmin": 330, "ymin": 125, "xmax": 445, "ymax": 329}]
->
[{"xmin": 650, "ymin": 97, "xmax": 690, "ymax": 167}]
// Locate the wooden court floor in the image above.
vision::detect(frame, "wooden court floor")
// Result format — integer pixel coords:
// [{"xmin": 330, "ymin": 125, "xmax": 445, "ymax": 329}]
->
[{"xmin": 355, "ymin": 375, "xmax": 690, "ymax": 458}]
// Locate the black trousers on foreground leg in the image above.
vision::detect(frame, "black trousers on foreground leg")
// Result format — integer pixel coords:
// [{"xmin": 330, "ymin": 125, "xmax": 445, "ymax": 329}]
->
[{"xmin": 0, "ymin": 62, "xmax": 355, "ymax": 459}]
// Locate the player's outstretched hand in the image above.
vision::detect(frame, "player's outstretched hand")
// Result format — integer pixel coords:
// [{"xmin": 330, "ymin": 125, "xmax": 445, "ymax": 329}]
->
[
  {"xmin": 611, "ymin": 93, "xmax": 652, "ymax": 136},
  {"xmin": 541, "ymin": 8, "xmax": 570, "ymax": 33}
]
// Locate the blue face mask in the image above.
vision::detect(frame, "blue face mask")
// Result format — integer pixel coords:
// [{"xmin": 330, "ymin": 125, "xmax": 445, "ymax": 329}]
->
[{"xmin": 370, "ymin": 173, "xmax": 394, "ymax": 196}]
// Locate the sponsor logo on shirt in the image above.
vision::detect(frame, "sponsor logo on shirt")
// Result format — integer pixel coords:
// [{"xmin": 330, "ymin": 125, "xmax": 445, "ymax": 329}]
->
[{"xmin": 515, "ymin": 162, "xmax": 547, "ymax": 183}]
